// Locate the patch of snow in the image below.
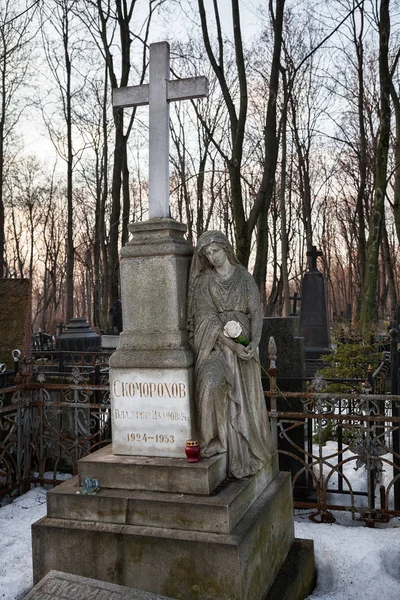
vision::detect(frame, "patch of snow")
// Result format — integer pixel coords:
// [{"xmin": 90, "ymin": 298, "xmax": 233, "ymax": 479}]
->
[
  {"xmin": 295, "ymin": 512, "xmax": 400, "ymax": 599},
  {"xmin": 0, "ymin": 488, "xmax": 48, "ymax": 600}
]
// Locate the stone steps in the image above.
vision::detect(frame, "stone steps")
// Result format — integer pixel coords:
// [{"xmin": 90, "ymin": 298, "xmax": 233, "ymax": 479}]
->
[{"xmin": 47, "ymin": 455, "xmax": 277, "ymax": 534}]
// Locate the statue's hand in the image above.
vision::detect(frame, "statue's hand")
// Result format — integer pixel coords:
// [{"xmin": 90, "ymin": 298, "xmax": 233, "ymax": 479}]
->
[
  {"xmin": 234, "ymin": 344, "xmax": 250, "ymax": 360},
  {"xmin": 244, "ymin": 341, "xmax": 258, "ymax": 359}
]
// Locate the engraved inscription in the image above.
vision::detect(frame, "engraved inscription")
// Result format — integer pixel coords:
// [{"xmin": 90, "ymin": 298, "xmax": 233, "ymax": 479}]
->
[
  {"xmin": 110, "ymin": 367, "xmax": 193, "ymax": 456},
  {"xmin": 36, "ymin": 576, "xmax": 136, "ymax": 600},
  {"xmin": 113, "ymin": 380, "xmax": 187, "ymax": 398},
  {"xmin": 126, "ymin": 433, "xmax": 175, "ymax": 444},
  {"xmin": 113, "ymin": 409, "xmax": 188, "ymax": 422}
]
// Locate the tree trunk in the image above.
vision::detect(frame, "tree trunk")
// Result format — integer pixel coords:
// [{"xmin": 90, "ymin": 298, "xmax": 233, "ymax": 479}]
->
[
  {"xmin": 280, "ymin": 70, "xmax": 290, "ymax": 315},
  {"xmin": 64, "ymin": 7, "xmax": 74, "ymax": 321},
  {"xmin": 360, "ymin": 0, "xmax": 391, "ymax": 331},
  {"xmin": 252, "ymin": 0, "xmax": 285, "ymax": 290}
]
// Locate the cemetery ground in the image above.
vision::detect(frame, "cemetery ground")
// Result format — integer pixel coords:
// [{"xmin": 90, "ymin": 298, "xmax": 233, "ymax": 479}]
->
[{"xmin": 1, "ymin": 483, "xmax": 400, "ymax": 600}]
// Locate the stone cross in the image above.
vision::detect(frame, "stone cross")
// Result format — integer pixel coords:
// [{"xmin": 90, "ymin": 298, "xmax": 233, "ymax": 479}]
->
[
  {"xmin": 306, "ymin": 245, "xmax": 323, "ymax": 271},
  {"xmin": 113, "ymin": 41, "xmax": 209, "ymax": 219},
  {"xmin": 289, "ymin": 291, "xmax": 301, "ymax": 316}
]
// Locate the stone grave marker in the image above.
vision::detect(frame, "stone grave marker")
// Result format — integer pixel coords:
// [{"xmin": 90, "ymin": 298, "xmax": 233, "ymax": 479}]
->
[
  {"xmin": 260, "ymin": 317, "xmax": 311, "ymax": 499},
  {"xmin": 32, "ymin": 41, "xmax": 315, "ymax": 600},
  {"xmin": 24, "ymin": 570, "xmax": 173, "ymax": 600},
  {"xmin": 110, "ymin": 41, "xmax": 208, "ymax": 457},
  {"xmin": 299, "ymin": 245, "xmax": 331, "ymax": 372}
]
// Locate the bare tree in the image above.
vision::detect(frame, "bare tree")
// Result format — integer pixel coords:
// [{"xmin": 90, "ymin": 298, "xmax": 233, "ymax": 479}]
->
[
  {"xmin": 90, "ymin": 0, "xmax": 158, "ymax": 309},
  {"xmin": 360, "ymin": 0, "xmax": 391, "ymax": 330},
  {"xmin": 0, "ymin": 0, "xmax": 38, "ymax": 277},
  {"xmin": 39, "ymin": 0, "xmax": 87, "ymax": 321}
]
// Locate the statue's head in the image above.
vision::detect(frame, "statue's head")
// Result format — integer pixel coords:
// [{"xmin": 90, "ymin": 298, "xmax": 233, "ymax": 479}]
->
[{"xmin": 196, "ymin": 231, "xmax": 237, "ymax": 270}]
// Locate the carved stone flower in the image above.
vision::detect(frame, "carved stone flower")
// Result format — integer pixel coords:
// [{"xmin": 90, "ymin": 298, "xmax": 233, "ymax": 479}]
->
[{"xmin": 223, "ymin": 321, "xmax": 242, "ymax": 339}]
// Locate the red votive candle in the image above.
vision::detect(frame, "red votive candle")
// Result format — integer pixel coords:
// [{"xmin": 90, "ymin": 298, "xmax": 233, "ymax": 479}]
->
[{"xmin": 185, "ymin": 440, "xmax": 200, "ymax": 462}]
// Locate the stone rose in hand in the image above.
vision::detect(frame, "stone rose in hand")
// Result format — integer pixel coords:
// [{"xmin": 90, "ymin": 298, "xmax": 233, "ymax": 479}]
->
[{"xmin": 223, "ymin": 321, "xmax": 242, "ymax": 339}]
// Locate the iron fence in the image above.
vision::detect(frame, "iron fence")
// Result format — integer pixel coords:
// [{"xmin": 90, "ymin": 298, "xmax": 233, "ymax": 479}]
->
[
  {"xmin": 265, "ymin": 337, "xmax": 400, "ymax": 526},
  {"xmin": 1, "ymin": 343, "xmax": 400, "ymax": 527},
  {"xmin": 0, "ymin": 364, "xmax": 110, "ymax": 502}
]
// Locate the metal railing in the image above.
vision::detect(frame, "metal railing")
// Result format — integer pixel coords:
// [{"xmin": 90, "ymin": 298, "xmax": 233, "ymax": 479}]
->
[
  {"xmin": 0, "ymin": 357, "xmax": 110, "ymax": 501},
  {"xmin": 1, "ymin": 342, "xmax": 400, "ymax": 527},
  {"xmin": 265, "ymin": 337, "xmax": 400, "ymax": 526}
]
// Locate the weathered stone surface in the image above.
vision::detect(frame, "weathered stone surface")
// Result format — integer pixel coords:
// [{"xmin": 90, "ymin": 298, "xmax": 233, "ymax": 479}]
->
[
  {"xmin": 24, "ymin": 570, "xmax": 172, "ymax": 600},
  {"xmin": 0, "ymin": 278, "xmax": 31, "ymax": 368},
  {"xmin": 110, "ymin": 367, "xmax": 195, "ymax": 457},
  {"xmin": 47, "ymin": 452, "xmax": 278, "ymax": 534},
  {"xmin": 110, "ymin": 219, "xmax": 194, "ymax": 372},
  {"xmin": 32, "ymin": 472, "xmax": 294, "ymax": 600},
  {"xmin": 109, "ymin": 218, "xmax": 196, "ymax": 457},
  {"xmin": 77, "ymin": 444, "xmax": 227, "ymax": 495},
  {"xmin": 266, "ymin": 538, "xmax": 316, "ymax": 600}
]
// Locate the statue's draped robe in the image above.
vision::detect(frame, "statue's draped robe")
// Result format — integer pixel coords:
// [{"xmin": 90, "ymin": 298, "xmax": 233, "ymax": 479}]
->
[{"xmin": 191, "ymin": 267, "xmax": 272, "ymax": 478}]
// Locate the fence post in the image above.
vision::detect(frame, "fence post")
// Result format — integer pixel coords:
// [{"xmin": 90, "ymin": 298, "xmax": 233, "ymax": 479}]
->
[
  {"xmin": 390, "ymin": 323, "xmax": 400, "ymax": 510},
  {"xmin": 267, "ymin": 337, "xmax": 278, "ymax": 449}
]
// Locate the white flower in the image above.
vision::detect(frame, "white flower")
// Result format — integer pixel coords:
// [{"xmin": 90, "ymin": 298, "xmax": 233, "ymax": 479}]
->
[{"xmin": 223, "ymin": 321, "xmax": 242, "ymax": 339}]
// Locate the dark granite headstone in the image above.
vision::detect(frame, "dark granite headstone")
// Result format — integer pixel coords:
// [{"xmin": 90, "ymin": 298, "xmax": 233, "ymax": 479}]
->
[
  {"xmin": 109, "ymin": 299, "xmax": 123, "ymax": 334},
  {"xmin": 260, "ymin": 317, "xmax": 311, "ymax": 499},
  {"xmin": 56, "ymin": 317, "xmax": 101, "ymax": 352},
  {"xmin": 24, "ymin": 571, "xmax": 173, "ymax": 600},
  {"xmin": 299, "ymin": 246, "xmax": 331, "ymax": 372},
  {"xmin": 0, "ymin": 279, "xmax": 31, "ymax": 368},
  {"xmin": 260, "ymin": 317, "xmax": 305, "ymax": 391}
]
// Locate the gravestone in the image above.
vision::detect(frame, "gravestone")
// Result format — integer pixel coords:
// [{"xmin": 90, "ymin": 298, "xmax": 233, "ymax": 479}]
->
[
  {"xmin": 260, "ymin": 317, "xmax": 311, "ymax": 499},
  {"xmin": 56, "ymin": 317, "xmax": 101, "ymax": 352},
  {"xmin": 109, "ymin": 299, "xmax": 123, "ymax": 334},
  {"xmin": 25, "ymin": 570, "xmax": 173, "ymax": 600},
  {"xmin": 0, "ymin": 279, "xmax": 31, "ymax": 368},
  {"xmin": 299, "ymin": 245, "xmax": 331, "ymax": 373},
  {"xmin": 32, "ymin": 42, "xmax": 315, "ymax": 600}
]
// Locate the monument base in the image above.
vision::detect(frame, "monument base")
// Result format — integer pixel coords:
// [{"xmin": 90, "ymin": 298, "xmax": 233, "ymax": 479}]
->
[{"xmin": 32, "ymin": 446, "xmax": 315, "ymax": 600}]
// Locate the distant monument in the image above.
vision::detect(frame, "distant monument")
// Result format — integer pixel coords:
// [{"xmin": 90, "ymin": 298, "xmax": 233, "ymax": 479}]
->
[
  {"xmin": 299, "ymin": 245, "xmax": 331, "ymax": 370},
  {"xmin": 260, "ymin": 316, "xmax": 309, "ymax": 499},
  {"xmin": 32, "ymin": 42, "xmax": 315, "ymax": 600},
  {"xmin": 108, "ymin": 299, "xmax": 123, "ymax": 334}
]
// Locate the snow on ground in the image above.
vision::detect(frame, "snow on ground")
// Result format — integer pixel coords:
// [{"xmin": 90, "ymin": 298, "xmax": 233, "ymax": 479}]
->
[
  {"xmin": 0, "ymin": 488, "xmax": 47, "ymax": 600},
  {"xmin": 295, "ymin": 510, "xmax": 400, "ymax": 600},
  {"xmin": 0, "ymin": 486, "xmax": 400, "ymax": 600}
]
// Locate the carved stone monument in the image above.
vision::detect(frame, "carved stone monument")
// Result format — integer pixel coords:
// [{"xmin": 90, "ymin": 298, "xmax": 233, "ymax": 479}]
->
[
  {"xmin": 109, "ymin": 219, "xmax": 195, "ymax": 457},
  {"xmin": 31, "ymin": 42, "xmax": 315, "ymax": 600},
  {"xmin": 299, "ymin": 245, "xmax": 331, "ymax": 371},
  {"xmin": 109, "ymin": 41, "xmax": 209, "ymax": 457}
]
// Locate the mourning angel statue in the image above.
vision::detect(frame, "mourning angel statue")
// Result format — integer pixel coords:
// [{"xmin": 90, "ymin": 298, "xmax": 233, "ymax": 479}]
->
[{"xmin": 187, "ymin": 230, "xmax": 273, "ymax": 479}]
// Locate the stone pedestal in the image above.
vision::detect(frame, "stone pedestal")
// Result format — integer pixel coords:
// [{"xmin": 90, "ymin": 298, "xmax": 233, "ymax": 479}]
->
[
  {"xmin": 32, "ymin": 446, "xmax": 306, "ymax": 600},
  {"xmin": 109, "ymin": 219, "xmax": 195, "ymax": 457}
]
